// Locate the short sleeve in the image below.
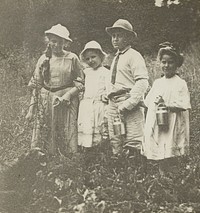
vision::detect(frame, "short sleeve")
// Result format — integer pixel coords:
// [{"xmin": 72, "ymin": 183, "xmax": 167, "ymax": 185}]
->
[
  {"xmin": 170, "ymin": 80, "xmax": 191, "ymax": 110},
  {"xmin": 129, "ymin": 52, "xmax": 148, "ymax": 81}
]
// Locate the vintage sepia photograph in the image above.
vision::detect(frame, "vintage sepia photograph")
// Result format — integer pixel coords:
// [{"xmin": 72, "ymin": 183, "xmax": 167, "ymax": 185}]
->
[{"xmin": 0, "ymin": 0, "xmax": 200, "ymax": 212}]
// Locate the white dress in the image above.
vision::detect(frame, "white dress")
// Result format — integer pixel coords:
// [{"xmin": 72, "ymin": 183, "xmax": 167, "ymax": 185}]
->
[
  {"xmin": 143, "ymin": 75, "xmax": 191, "ymax": 160},
  {"xmin": 78, "ymin": 66, "xmax": 110, "ymax": 147}
]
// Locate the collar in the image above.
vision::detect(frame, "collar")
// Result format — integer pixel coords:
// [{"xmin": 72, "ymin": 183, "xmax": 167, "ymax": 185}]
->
[{"xmin": 115, "ymin": 45, "xmax": 131, "ymax": 56}]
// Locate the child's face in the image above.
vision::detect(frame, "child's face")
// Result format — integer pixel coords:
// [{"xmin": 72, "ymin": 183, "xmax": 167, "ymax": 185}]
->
[
  {"xmin": 48, "ymin": 34, "xmax": 64, "ymax": 54},
  {"xmin": 111, "ymin": 31, "xmax": 129, "ymax": 51},
  {"xmin": 160, "ymin": 54, "xmax": 178, "ymax": 78},
  {"xmin": 84, "ymin": 50, "xmax": 102, "ymax": 69}
]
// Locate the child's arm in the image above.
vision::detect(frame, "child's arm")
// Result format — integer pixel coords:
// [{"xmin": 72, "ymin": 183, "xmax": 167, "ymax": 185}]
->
[
  {"xmin": 118, "ymin": 53, "xmax": 149, "ymax": 112},
  {"xmin": 168, "ymin": 106, "xmax": 186, "ymax": 113},
  {"xmin": 167, "ymin": 80, "xmax": 191, "ymax": 112},
  {"xmin": 57, "ymin": 55, "xmax": 84, "ymax": 105},
  {"xmin": 60, "ymin": 87, "xmax": 79, "ymax": 104},
  {"xmin": 61, "ymin": 55, "xmax": 84, "ymax": 102},
  {"xmin": 58, "ymin": 78, "xmax": 84, "ymax": 105}
]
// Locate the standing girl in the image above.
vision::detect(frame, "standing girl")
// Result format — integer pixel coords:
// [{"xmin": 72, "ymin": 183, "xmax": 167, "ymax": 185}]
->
[
  {"xmin": 143, "ymin": 42, "xmax": 191, "ymax": 174},
  {"xmin": 26, "ymin": 24, "xmax": 84, "ymax": 155},
  {"xmin": 78, "ymin": 41, "xmax": 109, "ymax": 148}
]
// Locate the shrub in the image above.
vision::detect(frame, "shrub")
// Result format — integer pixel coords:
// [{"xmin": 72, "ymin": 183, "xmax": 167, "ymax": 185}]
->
[{"xmin": 0, "ymin": 42, "xmax": 200, "ymax": 212}]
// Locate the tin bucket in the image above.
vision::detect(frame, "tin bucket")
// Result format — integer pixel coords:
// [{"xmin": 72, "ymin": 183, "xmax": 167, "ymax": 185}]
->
[
  {"xmin": 156, "ymin": 103, "xmax": 169, "ymax": 127},
  {"xmin": 113, "ymin": 116, "xmax": 126, "ymax": 136}
]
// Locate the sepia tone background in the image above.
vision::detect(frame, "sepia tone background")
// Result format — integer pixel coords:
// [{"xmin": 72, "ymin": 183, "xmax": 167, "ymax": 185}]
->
[{"xmin": 0, "ymin": 0, "xmax": 200, "ymax": 212}]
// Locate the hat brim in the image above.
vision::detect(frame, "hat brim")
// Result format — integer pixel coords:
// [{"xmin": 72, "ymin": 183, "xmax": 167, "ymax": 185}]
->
[
  {"xmin": 45, "ymin": 31, "xmax": 72, "ymax": 42},
  {"xmin": 105, "ymin": 27, "xmax": 137, "ymax": 38},
  {"xmin": 80, "ymin": 48, "xmax": 107, "ymax": 62}
]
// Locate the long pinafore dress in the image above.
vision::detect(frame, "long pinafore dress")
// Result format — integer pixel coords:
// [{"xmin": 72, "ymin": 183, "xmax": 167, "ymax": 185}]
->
[{"xmin": 28, "ymin": 51, "xmax": 83, "ymax": 155}]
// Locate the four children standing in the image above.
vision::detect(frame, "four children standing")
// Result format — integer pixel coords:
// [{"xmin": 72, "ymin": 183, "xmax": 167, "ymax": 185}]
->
[{"xmin": 27, "ymin": 20, "xmax": 191, "ymax": 175}]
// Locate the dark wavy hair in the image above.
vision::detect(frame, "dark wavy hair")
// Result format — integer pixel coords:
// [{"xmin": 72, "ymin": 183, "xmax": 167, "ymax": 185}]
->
[{"xmin": 158, "ymin": 42, "xmax": 184, "ymax": 67}]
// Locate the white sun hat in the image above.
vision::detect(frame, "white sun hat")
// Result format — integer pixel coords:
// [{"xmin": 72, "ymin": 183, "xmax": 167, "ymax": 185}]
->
[
  {"xmin": 45, "ymin": 24, "xmax": 72, "ymax": 42},
  {"xmin": 80, "ymin": 40, "xmax": 106, "ymax": 61}
]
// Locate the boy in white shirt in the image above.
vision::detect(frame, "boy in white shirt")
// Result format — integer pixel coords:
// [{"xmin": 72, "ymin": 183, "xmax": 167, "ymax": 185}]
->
[{"xmin": 105, "ymin": 19, "xmax": 149, "ymax": 156}]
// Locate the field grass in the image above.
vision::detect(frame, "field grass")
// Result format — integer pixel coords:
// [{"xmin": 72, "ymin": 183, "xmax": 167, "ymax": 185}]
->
[{"xmin": 0, "ymin": 43, "xmax": 200, "ymax": 212}]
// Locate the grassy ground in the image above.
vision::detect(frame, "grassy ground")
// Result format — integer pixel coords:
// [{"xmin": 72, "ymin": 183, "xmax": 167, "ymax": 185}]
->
[{"xmin": 0, "ymin": 43, "xmax": 200, "ymax": 212}]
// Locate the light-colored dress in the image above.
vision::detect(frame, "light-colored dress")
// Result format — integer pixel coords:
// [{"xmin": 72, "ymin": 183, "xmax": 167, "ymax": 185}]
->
[
  {"xmin": 78, "ymin": 66, "xmax": 109, "ymax": 147},
  {"xmin": 143, "ymin": 75, "xmax": 191, "ymax": 160},
  {"xmin": 28, "ymin": 51, "xmax": 83, "ymax": 154}
]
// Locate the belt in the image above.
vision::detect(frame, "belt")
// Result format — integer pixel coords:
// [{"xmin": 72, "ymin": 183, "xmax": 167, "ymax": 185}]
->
[
  {"xmin": 43, "ymin": 83, "xmax": 73, "ymax": 92},
  {"xmin": 110, "ymin": 93, "xmax": 131, "ymax": 103},
  {"xmin": 108, "ymin": 88, "xmax": 131, "ymax": 100}
]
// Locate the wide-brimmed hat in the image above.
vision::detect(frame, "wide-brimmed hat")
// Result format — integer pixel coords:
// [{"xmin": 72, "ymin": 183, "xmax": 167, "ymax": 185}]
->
[
  {"xmin": 105, "ymin": 19, "xmax": 137, "ymax": 38},
  {"xmin": 45, "ymin": 24, "xmax": 72, "ymax": 42},
  {"xmin": 80, "ymin": 40, "xmax": 106, "ymax": 61},
  {"xmin": 158, "ymin": 42, "xmax": 184, "ymax": 67}
]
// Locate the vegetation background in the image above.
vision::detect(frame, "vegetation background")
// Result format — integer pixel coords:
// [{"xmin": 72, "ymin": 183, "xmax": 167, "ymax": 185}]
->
[{"xmin": 0, "ymin": 0, "xmax": 200, "ymax": 212}]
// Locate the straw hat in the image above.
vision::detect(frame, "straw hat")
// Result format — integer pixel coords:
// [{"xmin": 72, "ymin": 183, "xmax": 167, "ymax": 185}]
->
[
  {"xmin": 80, "ymin": 41, "xmax": 106, "ymax": 61},
  {"xmin": 105, "ymin": 19, "xmax": 137, "ymax": 38},
  {"xmin": 45, "ymin": 24, "xmax": 72, "ymax": 42}
]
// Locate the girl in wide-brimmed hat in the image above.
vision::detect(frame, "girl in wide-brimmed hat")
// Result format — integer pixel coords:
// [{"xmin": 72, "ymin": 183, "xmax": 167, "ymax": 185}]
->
[
  {"xmin": 143, "ymin": 42, "xmax": 191, "ymax": 175},
  {"xmin": 78, "ymin": 41, "xmax": 110, "ymax": 148},
  {"xmin": 26, "ymin": 24, "xmax": 84, "ymax": 155}
]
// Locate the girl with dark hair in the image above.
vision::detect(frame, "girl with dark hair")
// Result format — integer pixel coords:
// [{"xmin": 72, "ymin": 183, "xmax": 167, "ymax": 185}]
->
[{"xmin": 143, "ymin": 42, "xmax": 191, "ymax": 175}]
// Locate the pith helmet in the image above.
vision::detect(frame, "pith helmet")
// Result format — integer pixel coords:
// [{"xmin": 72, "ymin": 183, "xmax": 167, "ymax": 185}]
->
[
  {"xmin": 106, "ymin": 19, "xmax": 137, "ymax": 38},
  {"xmin": 45, "ymin": 24, "xmax": 72, "ymax": 42},
  {"xmin": 80, "ymin": 40, "xmax": 106, "ymax": 61}
]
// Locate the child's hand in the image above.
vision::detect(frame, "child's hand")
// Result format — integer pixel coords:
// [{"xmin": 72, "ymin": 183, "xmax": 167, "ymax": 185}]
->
[
  {"xmin": 74, "ymin": 81, "xmax": 84, "ymax": 91},
  {"xmin": 53, "ymin": 95, "xmax": 70, "ymax": 106},
  {"xmin": 53, "ymin": 96, "xmax": 61, "ymax": 107},
  {"xmin": 61, "ymin": 93, "xmax": 71, "ymax": 105},
  {"xmin": 79, "ymin": 92, "xmax": 84, "ymax": 101},
  {"xmin": 154, "ymin": 95, "xmax": 164, "ymax": 104},
  {"xmin": 101, "ymin": 94, "xmax": 109, "ymax": 104},
  {"xmin": 118, "ymin": 103, "xmax": 127, "ymax": 114}
]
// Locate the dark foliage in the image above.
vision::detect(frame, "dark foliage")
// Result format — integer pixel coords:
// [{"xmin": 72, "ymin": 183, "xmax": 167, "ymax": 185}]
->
[
  {"xmin": 0, "ymin": 0, "xmax": 199, "ymax": 55},
  {"xmin": 1, "ymin": 144, "xmax": 200, "ymax": 213},
  {"xmin": 0, "ymin": 1, "xmax": 200, "ymax": 212}
]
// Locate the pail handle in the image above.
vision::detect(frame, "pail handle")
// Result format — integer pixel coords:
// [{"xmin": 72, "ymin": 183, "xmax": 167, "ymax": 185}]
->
[{"xmin": 157, "ymin": 103, "xmax": 166, "ymax": 107}]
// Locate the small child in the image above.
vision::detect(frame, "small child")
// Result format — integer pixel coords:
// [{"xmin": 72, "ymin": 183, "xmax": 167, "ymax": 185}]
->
[
  {"xmin": 78, "ymin": 41, "xmax": 109, "ymax": 148},
  {"xmin": 143, "ymin": 42, "xmax": 191, "ymax": 175}
]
